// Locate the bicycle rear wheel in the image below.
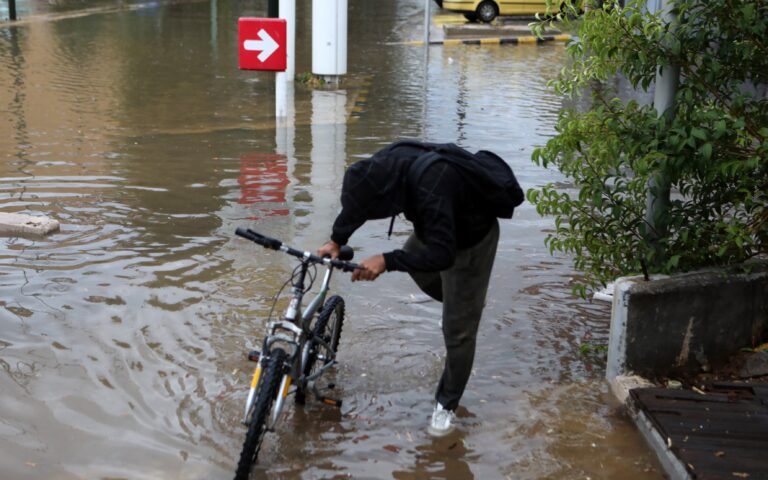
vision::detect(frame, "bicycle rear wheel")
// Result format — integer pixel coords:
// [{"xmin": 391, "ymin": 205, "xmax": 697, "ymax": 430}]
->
[
  {"xmin": 234, "ymin": 347, "xmax": 286, "ymax": 480},
  {"xmin": 295, "ymin": 295, "xmax": 345, "ymax": 403}
]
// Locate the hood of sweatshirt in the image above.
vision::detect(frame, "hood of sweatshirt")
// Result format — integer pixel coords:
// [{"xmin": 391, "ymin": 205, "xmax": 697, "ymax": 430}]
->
[
  {"xmin": 340, "ymin": 143, "xmax": 420, "ymax": 218},
  {"xmin": 331, "ymin": 141, "xmax": 432, "ymax": 244}
]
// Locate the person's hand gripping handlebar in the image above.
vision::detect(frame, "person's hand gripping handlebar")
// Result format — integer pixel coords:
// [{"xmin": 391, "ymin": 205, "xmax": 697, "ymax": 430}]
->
[
  {"xmin": 317, "ymin": 240, "xmax": 384, "ymax": 282},
  {"xmin": 317, "ymin": 240, "xmax": 341, "ymax": 260}
]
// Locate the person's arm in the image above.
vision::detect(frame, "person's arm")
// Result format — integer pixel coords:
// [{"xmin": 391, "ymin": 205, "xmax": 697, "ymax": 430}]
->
[
  {"xmin": 382, "ymin": 163, "xmax": 459, "ymax": 273},
  {"xmin": 330, "ymin": 207, "xmax": 366, "ymax": 247},
  {"xmin": 318, "ymin": 207, "xmax": 362, "ymax": 258}
]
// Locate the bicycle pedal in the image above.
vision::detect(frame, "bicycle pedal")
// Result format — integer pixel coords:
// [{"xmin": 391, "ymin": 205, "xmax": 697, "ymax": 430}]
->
[
  {"xmin": 321, "ymin": 397, "xmax": 343, "ymax": 408},
  {"xmin": 247, "ymin": 350, "xmax": 260, "ymax": 362}
]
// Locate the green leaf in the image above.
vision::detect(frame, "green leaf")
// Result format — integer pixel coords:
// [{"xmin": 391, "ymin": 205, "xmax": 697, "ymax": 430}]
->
[
  {"xmin": 714, "ymin": 120, "xmax": 727, "ymax": 138},
  {"xmin": 668, "ymin": 255, "xmax": 680, "ymax": 269},
  {"xmin": 670, "ymin": 38, "xmax": 682, "ymax": 56},
  {"xmin": 691, "ymin": 128, "xmax": 707, "ymax": 141}
]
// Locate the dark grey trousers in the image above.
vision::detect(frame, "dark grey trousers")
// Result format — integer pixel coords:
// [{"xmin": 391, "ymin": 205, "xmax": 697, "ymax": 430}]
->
[{"xmin": 403, "ymin": 220, "xmax": 499, "ymax": 411}]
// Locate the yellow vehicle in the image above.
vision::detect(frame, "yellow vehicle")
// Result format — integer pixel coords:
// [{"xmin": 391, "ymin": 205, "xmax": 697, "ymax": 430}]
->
[{"xmin": 434, "ymin": 0, "xmax": 561, "ymax": 23}]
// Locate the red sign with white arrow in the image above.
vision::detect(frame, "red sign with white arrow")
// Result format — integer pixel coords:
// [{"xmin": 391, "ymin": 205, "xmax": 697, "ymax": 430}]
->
[{"xmin": 238, "ymin": 18, "xmax": 287, "ymax": 71}]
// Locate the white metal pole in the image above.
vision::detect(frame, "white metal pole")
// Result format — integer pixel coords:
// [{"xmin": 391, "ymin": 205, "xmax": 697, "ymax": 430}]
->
[
  {"xmin": 644, "ymin": 0, "xmax": 679, "ymax": 252},
  {"xmin": 338, "ymin": 0, "xmax": 347, "ymax": 76},
  {"xmin": 652, "ymin": 1, "xmax": 679, "ymax": 120},
  {"xmin": 280, "ymin": 0, "xmax": 296, "ymax": 78},
  {"xmin": 424, "ymin": 0, "xmax": 431, "ymax": 45},
  {"xmin": 312, "ymin": 0, "xmax": 347, "ymax": 82},
  {"xmin": 276, "ymin": 0, "xmax": 295, "ymax": 119}
]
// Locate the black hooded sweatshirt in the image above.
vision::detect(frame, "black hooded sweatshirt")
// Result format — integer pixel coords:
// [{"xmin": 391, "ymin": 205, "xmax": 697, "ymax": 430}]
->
[{"xmin": 329, "ymin": 141, "xmax": 498, "ymax": 273}]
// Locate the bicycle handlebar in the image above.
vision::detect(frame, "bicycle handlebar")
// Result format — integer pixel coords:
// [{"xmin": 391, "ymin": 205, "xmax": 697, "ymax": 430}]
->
[{"xmin": 235, "ymin": 227, "xmax": 361, "ymax": 273}]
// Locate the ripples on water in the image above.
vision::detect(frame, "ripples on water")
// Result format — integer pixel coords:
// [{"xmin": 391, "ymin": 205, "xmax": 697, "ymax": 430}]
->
[{"xmin": 0, "ymin": 0, "xmax": 661, "ymax": 478}]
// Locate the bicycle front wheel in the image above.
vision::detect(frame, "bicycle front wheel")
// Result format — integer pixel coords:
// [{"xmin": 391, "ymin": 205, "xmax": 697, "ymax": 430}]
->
[
  {"xmin": 234, "ymin": 347, "xmax": 287, "ymax": 480},
  {"xmin": 295, "ymin": 295, "xmax": 345, "ymax": 403}
]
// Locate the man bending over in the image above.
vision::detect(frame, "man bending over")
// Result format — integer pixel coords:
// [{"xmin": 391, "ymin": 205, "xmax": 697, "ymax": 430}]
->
[{"xmin": 317, "ymin": 140, "xmax": 522, "ymax": 436}]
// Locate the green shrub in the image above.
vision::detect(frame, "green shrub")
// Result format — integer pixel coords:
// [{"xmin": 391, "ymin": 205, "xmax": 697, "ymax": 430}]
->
[{"xmin": 531, "ymin": 0, "xmax": 768, "ymax": 296}]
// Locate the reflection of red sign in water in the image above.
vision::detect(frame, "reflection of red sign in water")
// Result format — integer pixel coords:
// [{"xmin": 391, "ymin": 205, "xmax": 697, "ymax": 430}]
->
[{"xmin": 239, "ymin": 153, "xmax": 289, "ymax": 219}]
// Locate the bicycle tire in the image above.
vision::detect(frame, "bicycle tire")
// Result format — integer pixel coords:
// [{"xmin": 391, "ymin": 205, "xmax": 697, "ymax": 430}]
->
[
  {"xmin": 234, "ymin": 347, "xmax": 287, "ymax": 480},
  {"xmin": 295, "ymin": 295, "xmax": 345, "ymax": 403}
]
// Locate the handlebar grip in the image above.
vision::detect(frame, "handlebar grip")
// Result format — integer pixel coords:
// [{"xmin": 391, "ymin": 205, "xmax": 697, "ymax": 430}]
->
[
  {"xmin": 235, "ymin": 227, "xmax": 252, "ymax": 240},
  {"xmin": 332, "ymin": 259, "xmax": 361, "ymax": 272},
  {"xmin": 235, "ymin": 227, "xmax": 282, "ymax": 250}
]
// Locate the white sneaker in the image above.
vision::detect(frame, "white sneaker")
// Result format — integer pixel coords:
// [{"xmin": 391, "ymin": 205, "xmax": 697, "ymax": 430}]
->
[{"xmin": 427, "ymin": 403, "xmax": 456, "ymax": 437}]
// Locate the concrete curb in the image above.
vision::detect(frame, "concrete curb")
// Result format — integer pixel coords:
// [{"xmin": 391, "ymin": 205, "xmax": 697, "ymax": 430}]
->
[
  {"xmin": 627, "ymin": 399, "xmax": 693, "ymax": 480},
  {"xmin": 608, "ymin": 373, "xmax": 654, "ymax": 405},
  {"xmin": 402, "ymin": 34, "xmax": 572, "ymax": 46},
  {"xmin": 610, "ymin": 375, "xmax": 692, "ymax": 480},
  {"xmin": 0, "ymin": 213, "xmax": 60, "ymax": 236}
]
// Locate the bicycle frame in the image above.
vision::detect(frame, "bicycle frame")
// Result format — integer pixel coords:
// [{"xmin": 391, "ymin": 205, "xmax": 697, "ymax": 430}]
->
[
  {"xmin": 234, "ymin": 228, "xmax": 358, "ymax": 478},
  {"xmin": 242, "ymin": 258, "xmax": 338, "ymax": 426}
]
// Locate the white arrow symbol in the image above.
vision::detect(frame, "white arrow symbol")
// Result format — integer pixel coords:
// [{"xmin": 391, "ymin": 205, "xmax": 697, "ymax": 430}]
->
[{"xmin": 243, "ymin": 29, "xmax": 279, "ymax": 63}]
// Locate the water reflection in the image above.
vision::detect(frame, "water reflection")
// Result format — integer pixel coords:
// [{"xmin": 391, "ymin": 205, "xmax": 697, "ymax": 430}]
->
[
  {"xmin": 0, "ymin": 1, "xmax": 661, "ymax": 478},
  {"xmin": 307, "ymin": 88, "xmax": 347, "ymax": 243},
  {"xmin": 393, "ymin": 430, "xmax": 476, "ymax": 479},
  {"xmin": 238, "ymin": 153, "xmax": 289, "ymax": 219}
]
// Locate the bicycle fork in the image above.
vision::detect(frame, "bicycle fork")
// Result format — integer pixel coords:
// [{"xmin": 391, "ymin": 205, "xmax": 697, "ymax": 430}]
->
[
  {"xmin": 242, "ymin": 320, "xmax": 302, "ymax": 425},
  {"xmin": 242, "ymin": 361, "xmax": 263, "ymax": 423},
  {"xmin": 241, "ymin": 354, "xmax": 294, "ymax": 427}
]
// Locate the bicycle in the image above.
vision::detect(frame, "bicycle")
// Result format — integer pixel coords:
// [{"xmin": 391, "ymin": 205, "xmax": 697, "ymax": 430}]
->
[{"xmin": 232, "ymin": 227, "xmax": 360, "ymax": 480}]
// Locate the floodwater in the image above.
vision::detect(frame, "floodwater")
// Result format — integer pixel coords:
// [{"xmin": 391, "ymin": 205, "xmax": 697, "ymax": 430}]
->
[{"xmin": 0, "ymin": 1, "xmax": 662, "ymax": 478}]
